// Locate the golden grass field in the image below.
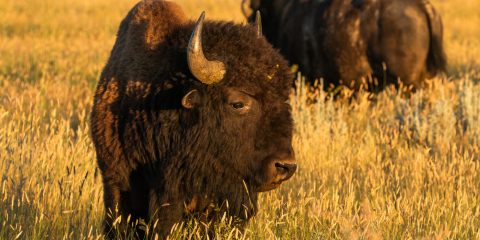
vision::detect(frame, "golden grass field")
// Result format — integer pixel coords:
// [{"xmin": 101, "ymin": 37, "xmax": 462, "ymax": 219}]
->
[{"xmin": 1, "ymin": 0, "xmax": 480, "ymax": 239}]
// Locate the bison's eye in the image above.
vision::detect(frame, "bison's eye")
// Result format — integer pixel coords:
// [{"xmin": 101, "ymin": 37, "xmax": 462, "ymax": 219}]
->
[{"xmin": 231, "ymin": 102, "xmax": 245, "ymax": 109}]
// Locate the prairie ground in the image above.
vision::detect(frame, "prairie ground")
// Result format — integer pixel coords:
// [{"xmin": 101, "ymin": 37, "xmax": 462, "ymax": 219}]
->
[{"xmin": 1, "ymin": 0, "xmax": 479, "ymax": 239}]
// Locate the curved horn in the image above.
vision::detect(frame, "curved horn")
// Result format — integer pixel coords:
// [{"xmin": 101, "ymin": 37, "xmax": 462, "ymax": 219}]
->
[
  {"xmin": 255, "ymin": 10, "xmax": 262, "ymax": 38},
  {"xmin": 242, "ymin": 0, "xmax": 253, "ymax": 18},
  {"xmin": 187, "ymin": 12, "xmax": 226, "ymax": 84}
]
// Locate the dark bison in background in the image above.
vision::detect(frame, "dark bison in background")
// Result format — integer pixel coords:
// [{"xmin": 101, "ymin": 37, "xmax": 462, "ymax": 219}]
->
[
  {"xmin": 242, "ymin": 0, "xmax": 447, "ymax": 92},
  {"xmin": 91, "ymin": 0, "xmax": 297, "ymax": 238}
]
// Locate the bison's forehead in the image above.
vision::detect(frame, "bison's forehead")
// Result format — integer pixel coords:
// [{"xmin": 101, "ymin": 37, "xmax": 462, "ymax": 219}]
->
[
  {"xmin": 205, "ymin": 22, "xmax": 292, "ymax": 97},
  {"xmin": 171, "ymin": 21, "xmax": 293, "ymax": 100}
]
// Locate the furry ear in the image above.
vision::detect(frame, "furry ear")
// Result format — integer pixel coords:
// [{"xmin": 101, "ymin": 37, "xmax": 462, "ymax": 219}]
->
[{"xmin": 182, "ymin": 89, "xmax": 202, "ymax": 108}]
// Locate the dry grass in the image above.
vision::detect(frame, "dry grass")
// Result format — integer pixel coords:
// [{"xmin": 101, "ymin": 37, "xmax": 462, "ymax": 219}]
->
[{"xmin": 1, "ymin": 0, "xmax": 479, "ymax": 239}]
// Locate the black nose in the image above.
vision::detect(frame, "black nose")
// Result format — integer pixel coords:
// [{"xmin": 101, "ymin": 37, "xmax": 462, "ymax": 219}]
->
[{"xmin": 275, "ymin": 162, "xmax": 297, "ymax": 181}]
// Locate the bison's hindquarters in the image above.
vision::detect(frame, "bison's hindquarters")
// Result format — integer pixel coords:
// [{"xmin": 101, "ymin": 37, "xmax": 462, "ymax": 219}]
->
[{"xmin": 423, "ymin": 0, "xmax": 447, "ymax": 78}]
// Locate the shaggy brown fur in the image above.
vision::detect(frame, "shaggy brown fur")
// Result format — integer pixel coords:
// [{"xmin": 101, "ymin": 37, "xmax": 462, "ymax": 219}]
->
[
  {"xmin": 91, "ymin": 0, "xmax": 296, "ymax": 238},
  {"xmin": 243, "ymin": 0, "xmax": 447, "ymax": 92}
]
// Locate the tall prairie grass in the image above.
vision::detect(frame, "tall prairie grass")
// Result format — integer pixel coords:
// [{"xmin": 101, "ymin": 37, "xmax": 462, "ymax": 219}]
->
[{"xmin": 1, "ymin": 0, "xmax": 479, "ymax": 239}]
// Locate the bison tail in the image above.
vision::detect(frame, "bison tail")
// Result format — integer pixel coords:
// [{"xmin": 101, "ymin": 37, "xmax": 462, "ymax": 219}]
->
[{"xmin": 423, "ymin": 0, "xmax": 447, "ymax": 77}]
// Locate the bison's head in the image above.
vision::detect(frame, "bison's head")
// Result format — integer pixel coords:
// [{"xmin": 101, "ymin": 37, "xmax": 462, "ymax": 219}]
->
[{"xmin": 178, "ymin": 13, "xmax": 297, "ymax": 198}]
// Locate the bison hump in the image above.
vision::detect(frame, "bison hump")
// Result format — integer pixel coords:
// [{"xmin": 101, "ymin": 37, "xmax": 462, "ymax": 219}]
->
[{"xmin": 124, "ymin": 0, "xmax": 189, "ymax": 50}]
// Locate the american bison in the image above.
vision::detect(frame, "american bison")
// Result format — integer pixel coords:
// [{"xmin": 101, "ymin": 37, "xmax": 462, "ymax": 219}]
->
[
  {"xmin": 242, "ymin": 0, "xmax": 447, "ymax": 92},
  {"xmin": 91, "ymin": 0, "xmax": 297, "ymax": 238}
]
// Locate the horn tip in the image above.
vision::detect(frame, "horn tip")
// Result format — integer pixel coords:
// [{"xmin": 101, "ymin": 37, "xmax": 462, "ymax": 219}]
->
[{"xmin": 255, "ymin": 11, "xmax": 262, "ymax": 38}]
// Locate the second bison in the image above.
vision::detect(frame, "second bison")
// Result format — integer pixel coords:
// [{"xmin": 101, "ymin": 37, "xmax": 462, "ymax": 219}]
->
[{"xmin": 243, "ymin": 0, "xmax": 447, "ymax": 92}]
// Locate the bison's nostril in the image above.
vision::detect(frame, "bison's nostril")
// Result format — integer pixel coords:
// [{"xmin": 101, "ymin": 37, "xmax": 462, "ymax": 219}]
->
[
  {"xmin": 274, "ymin": 162, "xmax": 297, "ymax": 181},
  {"xmin": 275, "ymin": 164, "xmax": 288, "ymax": 176}
]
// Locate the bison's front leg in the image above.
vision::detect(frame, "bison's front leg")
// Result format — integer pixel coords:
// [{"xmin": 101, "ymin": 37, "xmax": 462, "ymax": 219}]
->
[
  {"xmin": 102, "ymin": 183, "xmax": 130, "ymax": 238},
  {"xmin": 148, "ymin": 194, "xmax": 223, "ymax": 238},
  {"xmin": 146, "ymin": 194, "xmax": 185, "ymax": 239},
  {"xmin": 102, "ymin": 183, "xmax": 145, "ymax": 239}
]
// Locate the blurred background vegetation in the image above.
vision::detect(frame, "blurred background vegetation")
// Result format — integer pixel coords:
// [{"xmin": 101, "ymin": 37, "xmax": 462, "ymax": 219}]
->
[{"xmin": 0, "ymin": 0, "xmax": 479, "ymax": 239}]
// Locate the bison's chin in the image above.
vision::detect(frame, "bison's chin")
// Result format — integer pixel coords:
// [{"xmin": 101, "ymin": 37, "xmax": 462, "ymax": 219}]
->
[{"xmin": 257, "ymin": 182, "xmax": 283, "ymax": 192}]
